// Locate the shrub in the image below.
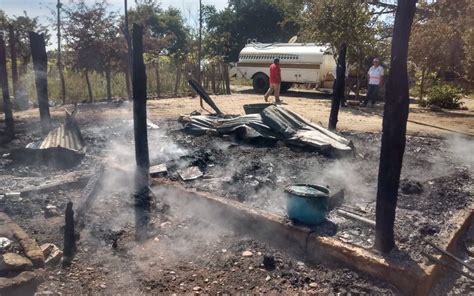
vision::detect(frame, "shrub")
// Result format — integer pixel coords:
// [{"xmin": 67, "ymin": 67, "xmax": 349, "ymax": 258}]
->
[{"xmin": 425, "ymin": 84, "xmax": 464, "ymax": 109}]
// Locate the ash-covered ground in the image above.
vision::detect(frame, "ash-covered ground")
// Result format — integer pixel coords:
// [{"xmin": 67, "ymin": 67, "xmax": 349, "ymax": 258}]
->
[{"xmin": 0, "ymin": 102, "xmax": 472, "ymax": 294}]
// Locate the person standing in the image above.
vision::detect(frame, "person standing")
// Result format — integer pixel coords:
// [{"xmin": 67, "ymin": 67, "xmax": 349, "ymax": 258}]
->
[
  {"xmin": 264, "ymin": 58, "xmax": 282, "ymax": 104},
  {"xmin": 363, "ymin": 58, "xmax": 384, "ymax": 107}
]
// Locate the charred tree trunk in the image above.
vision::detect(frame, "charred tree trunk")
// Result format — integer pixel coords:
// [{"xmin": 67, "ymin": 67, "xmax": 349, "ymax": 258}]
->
[
  {"xmin": 132, "ymin": 24, "xmax": 151, "ymax": 241},
  {"xmin": 84, "ymin": 70, "xmax": 93, "ymax": 103},
  {"xmin": 375, "ymin": 0, "xmax": 418, "ymax": 254},
  {"xmin": 0, "ymin": 34, "xmax": 14, "ymax": 140},
  {"xmin": 155, "ymin": 58, "xmax": 161, "ymax": 98},
  {"xmin": 8, "ymin": 26, "xmax": 18, "ymax": 100},
  {"xmin": 105, "ymin": 65, "xmax": 112, "ymax": 101},
  {"xmin": 62, "ymin": 202, "xmax": 76, "ymax": 267},
  {"xmin": 29, "ymin": 32, "xmax": 52, "ymax": 135},
  {"xmin": 329, "ymin": 44, "xmax": 347, "ymax": 131}
]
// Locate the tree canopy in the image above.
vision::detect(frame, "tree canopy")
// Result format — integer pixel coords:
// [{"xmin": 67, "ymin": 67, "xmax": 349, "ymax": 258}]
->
[
  {"xmin": 409, "ymin": 0, "xmax": 474, "ymax": 94},
  {"xmin": 204, "ymin": 0, "xmax": 299, "ymax": 61}
]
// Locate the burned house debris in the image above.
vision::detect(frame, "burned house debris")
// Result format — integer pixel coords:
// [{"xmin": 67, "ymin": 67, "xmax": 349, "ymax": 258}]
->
[
  {"xmin": 183, "ymin": 82, "xmax": 353, "ymax": 155},
  {"xmin": 8, "ymin": 110, "xmax": 85, "ymax": 168},
  {"xmin": 1, "ymin": 1, "xmax": 473, "ymax": 295}
]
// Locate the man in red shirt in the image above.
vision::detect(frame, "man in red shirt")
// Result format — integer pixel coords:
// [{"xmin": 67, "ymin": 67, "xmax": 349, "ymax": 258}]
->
[{"xmin": 264, "ymin": 58, "xmax": 282, "ymax": 104}]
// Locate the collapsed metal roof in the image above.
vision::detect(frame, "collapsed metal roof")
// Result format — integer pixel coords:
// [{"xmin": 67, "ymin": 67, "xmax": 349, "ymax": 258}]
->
[{"xmin": 27, "ymin": 111, "xmax": 85, "ymax": 152}]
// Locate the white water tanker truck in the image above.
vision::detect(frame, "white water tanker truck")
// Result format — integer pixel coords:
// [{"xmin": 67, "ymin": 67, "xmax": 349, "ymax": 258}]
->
[{"xmin": 233, "ymin": 42, "xmax": 337, "ymax": 93}]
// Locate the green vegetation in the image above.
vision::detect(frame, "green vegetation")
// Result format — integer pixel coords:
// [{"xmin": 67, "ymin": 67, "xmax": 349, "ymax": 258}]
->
[
  {"xmin": 422, "ymin": 84, "xmax": 464, "ymax": 109},
  {"xmin": 409, "ymin": 0, "xmax": 473, "ymax": 101}
]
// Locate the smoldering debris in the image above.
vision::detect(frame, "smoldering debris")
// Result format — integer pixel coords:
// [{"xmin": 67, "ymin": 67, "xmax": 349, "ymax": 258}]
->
[
  {"xmin": 8, "ymin": 110, "xmax": 86, "ymax": 169},
  {"xmin": 178, "ymin": 166, "xmax": 203, "ymax": 181},
  {"xmin": 149, "ymin": 164, "xmax": 167, "ymax": 177},
  {"xmin": 2, "ymin": 99, "xmax": 472, "ymax": 295},
  {"xmin": 180, "ymin": 104, "xmax": 354, "ymax": 156}
]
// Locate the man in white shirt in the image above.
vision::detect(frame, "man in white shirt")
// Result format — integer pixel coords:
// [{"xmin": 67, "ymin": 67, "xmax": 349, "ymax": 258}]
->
[{"xmin": 363, "ymin": 58, "xmax": 384, "ymax": 107}]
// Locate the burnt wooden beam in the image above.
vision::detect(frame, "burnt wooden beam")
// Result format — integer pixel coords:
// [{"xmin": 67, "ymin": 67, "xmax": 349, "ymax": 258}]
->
[
  {"xmin": 188, "ymin": 79, "xmax": 224, "ymax": 115},
  {"xmin": 28, "ymin": 32, "xmax": 52, "ymax": 135},
  {"xmin": 328, "ymin": 43, "xmax": 346, "ymax": 131},
  {"xmin": 374, "ymin": 0, "xmax": 418, "ymax": 253},
  {"xmin": 132, "ymin": 24, "xmax": 151, "ymax": 241}
]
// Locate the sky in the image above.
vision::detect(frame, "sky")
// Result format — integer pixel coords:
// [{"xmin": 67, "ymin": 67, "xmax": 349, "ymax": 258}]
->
[{"xmin": 0, "ymin": 0, "xmax": 228, "ymax": 27}]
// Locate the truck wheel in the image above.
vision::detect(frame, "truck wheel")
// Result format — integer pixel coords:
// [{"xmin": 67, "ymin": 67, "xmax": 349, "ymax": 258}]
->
[
  {"xmin": 252, "ymin": 73, "xmax": 269, "ymax": 93},
  {"xmin": 281, "ymin": 82, "xmax": 292, "ymax": 93}
]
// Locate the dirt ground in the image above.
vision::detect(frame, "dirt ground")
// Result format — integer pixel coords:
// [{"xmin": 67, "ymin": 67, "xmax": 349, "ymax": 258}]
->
[
  {"xmin": 12, "ymin": 87, "xmax": 474, "ymax": 137},
  {"xmin": 1, "ymin": 89, "xmax": 473, "ymax": 295}
]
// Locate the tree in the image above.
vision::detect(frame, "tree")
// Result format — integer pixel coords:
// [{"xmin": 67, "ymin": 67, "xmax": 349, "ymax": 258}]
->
[
  {"xmin": 302, "ymin": 0, "xmax": 389, "ymax": 97},
  {"xmin": 0, "ymin": 33, "xmax": 14, "ymax": 141},
  {"xmin": 56, "ymin": 0, "xmax": 67, "ymax": 105},
  {"xmin": 9, "ymin": 14, "xmax": 49, "ymax": 76},
  {"xmin": 8, "ymin": 25, "xmax": 19, "ymax": 105},
  {"xmin": 204, "ymin": 0, "xmax": 299, "ymax": 62},
  {"xmin": 63, "ymin": 0, "xmax": 121, "ymax": 102},
  {"xmin": 375, "ymin": 0, "xmax": 417, "ymax": 253},
  {"xmin": 158, "ymin": 9, "xmax": 190, "ymax": 96},
  {"xmin": 409, "ymin": 0, "xmax": 474, "ymax": 94},
  {"xmin": 129, "ymin": 2, "xmax": 190, "ymax": 97},
  {"xmin": 2, "ymin": 12, "xmax": 48, "ymax": 109}
]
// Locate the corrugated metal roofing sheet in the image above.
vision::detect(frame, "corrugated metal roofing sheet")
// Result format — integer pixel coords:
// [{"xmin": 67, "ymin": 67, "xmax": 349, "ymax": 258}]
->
[{"xmin": 38, "ymin": 111, "xmax": 85, "ymax": 152}]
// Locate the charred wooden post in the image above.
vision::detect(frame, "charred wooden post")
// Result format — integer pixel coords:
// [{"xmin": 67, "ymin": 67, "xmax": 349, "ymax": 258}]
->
[
  {"xmin": 62, "ymin": 202, "xmax": 76, "ymax": 267},
  {"xmin": 29, "ymin": 32, "xmax": 52, "ymax": 134},
  {"xmin": 375, "ymin": 0, "xmax": 418, "ymax": 253},
  {"xmin": 132, "ymin": 24, "xmax": 151, "ymax": 241},
  {"xmin": 0, "ymin": 33, "xmax": 14, "ymax": 140},
  {"xmin": 328, "ymin": 43, "xmax": 347, "ymax": 131}
]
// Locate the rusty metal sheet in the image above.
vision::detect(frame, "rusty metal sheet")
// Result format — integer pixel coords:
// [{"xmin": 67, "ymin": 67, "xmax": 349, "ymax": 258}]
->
[
  {"xmin": 38, "ymin": 111, "xmax": 85, "ymax": 152},
  {"xmin": 9, "ymin": 111, "xmax": 86, "ymax": 168}
]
